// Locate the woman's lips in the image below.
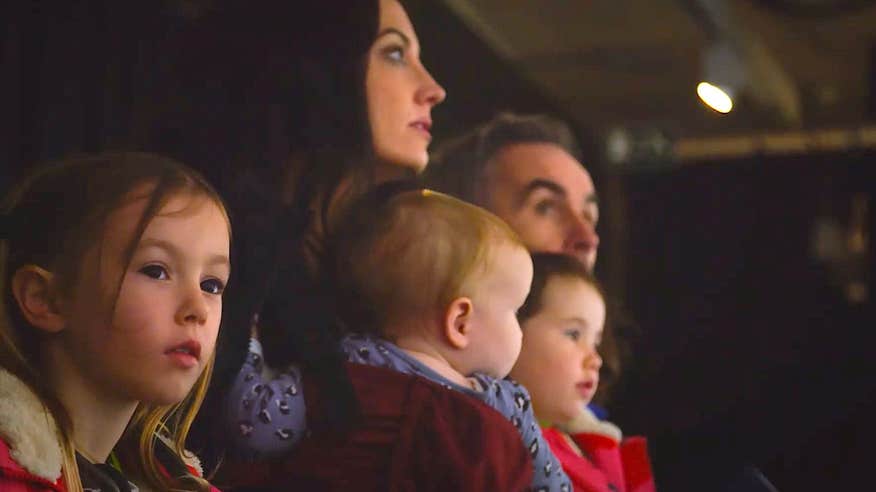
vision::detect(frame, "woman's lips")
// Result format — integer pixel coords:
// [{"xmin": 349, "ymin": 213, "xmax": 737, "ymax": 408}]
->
[{"xmin": 409, "ymin": 119, "xmax": 432, "ymax": 140}]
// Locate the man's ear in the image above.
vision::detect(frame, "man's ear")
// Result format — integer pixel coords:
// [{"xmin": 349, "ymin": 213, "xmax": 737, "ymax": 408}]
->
[
  {"xmin": 10, "ymin": 265, "xmax": 67, "ymax": 333},
  {"xmin": 443, "ymin": 296, "xmax": 474, "ymax": 349}
]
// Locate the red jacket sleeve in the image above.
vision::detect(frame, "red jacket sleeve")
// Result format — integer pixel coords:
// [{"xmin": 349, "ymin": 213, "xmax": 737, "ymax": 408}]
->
[
  {"xmin": 570, "ymin": 432, "xmax": 656, "ymax": 492},
  {"xmin": 620, "ymin": 436, "xmax": 655, "ymax": 492}
]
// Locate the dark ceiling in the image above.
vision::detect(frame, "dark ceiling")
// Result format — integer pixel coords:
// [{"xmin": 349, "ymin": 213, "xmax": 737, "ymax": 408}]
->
[{"xmin": 438, "ymin": 0, "xmax": 876, "ymax": 139}]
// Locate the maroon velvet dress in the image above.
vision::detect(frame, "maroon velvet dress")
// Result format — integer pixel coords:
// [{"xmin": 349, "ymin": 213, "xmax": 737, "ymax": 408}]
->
[{"xmin": 217, "ymin": 363, "xmax": 534, "ymax": 491}]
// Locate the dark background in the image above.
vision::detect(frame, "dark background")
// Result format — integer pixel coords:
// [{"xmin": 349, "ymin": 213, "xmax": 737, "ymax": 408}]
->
[{"xmin": 4, "ymin": 1, "xmax": 875, "ymax": 490}]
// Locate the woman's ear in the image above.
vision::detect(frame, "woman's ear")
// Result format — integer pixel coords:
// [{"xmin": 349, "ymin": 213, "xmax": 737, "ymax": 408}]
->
[
  {"xmin": 443, "ymin": 296, "xmax": 474, "ymax": 349},
  {"xmin": 10, "ymin": 265, "xmax": 67, "ymax": 333}
]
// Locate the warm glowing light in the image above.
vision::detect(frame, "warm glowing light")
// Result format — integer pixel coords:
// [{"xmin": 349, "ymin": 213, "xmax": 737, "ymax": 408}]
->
[{"xmin": 697, "ymin": 82, "xmax": 733, "ymax": 114}]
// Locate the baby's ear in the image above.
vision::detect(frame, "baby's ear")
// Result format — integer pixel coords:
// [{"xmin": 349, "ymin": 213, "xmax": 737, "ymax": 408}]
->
[
  {"xmin": 10, "ymin": 265, "xmax": 67, "ymax": 333},
  {"xmin": 443, "ymin": 296, "xmax": 474, "ymax": 349}
]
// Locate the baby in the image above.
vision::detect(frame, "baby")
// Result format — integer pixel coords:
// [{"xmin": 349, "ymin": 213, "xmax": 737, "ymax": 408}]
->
[
  {"xmin": 337, "ymin": 188, "xmax": 570, "ymax": 491},
  {"xmin": 226, "ymin": 187, "xmax": 570, "ymax": 490}
]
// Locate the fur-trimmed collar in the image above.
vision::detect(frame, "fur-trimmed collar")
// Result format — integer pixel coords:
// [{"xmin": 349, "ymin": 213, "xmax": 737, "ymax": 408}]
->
[
  {"xmin": 156, "ymin": 433, "xmax": 204, "ymax": 476},
  {"xmin": 557, "ymin": 406, "xmax": 623, "ymax": 442},
  {"xmin": 0, "ymin": 369, "xmax": 63, "ymax": 481},
  {"xmin": 0, "ymin": 369, "xmax": 206, "ymax": 488}
]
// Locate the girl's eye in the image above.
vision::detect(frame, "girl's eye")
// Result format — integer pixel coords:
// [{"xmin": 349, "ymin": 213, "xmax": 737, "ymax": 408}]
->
[
  {"xmin": 564, "ymin": 329, "xmax": 581, "ymax": 342},
  {"xmin": 201, "ymin": 278, "xmax": 226, "ymax": 295},
  {"xmin": 139, "ymin": 264, "xmax": 168, "ymax": 280}
]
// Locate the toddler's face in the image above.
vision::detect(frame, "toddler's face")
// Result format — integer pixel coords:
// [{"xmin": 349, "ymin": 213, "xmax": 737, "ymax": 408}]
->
[
  {"xmin": 510, "ymin": 276, "xmax": 604, "ymax": 424},
  {"xmin": 464, "ymin": 244, "xmax": 533, "ymax": 379}
]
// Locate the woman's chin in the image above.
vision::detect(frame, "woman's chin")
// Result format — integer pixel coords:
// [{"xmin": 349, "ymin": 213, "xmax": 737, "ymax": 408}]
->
[{"xmin": 375, "ymin": 155, "xmax": 427, "ymax": 181}]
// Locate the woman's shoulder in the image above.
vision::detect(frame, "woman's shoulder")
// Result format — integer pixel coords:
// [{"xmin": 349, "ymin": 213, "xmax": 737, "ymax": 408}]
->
[
  {"xmin": 291, "ymin": 363, "xmax": 534, "ymax": 491},
  {"xmin": 222, "ymin": 363, "xmax": 533, "ymax": 491}
]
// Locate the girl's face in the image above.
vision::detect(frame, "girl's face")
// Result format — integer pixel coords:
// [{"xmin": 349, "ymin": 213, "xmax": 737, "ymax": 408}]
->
[
  {"xmin": 366, "ymin": 0, "xmax": 446, "ymax": 174},
  {"xmin": 58, "ymin": 187, "xmax": 230, "ymax": 406},
  {"xmin": 509, "ymin": 275, "xmax": 605, "ymax": 425}
]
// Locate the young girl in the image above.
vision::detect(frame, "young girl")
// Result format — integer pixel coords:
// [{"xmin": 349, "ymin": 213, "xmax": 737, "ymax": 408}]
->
[
  {"xmin": 510, "ymin": 253, "xmax": 656, "ymax": 492},
  {"xmin": 0, "ymin": 152, "xmax": 229, "ymax": 491}
]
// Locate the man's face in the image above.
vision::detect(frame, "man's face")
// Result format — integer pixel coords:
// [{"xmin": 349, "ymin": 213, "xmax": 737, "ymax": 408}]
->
[{"xmin": 483, "ymin": 142, "xmax": 599, "ymax": 271}]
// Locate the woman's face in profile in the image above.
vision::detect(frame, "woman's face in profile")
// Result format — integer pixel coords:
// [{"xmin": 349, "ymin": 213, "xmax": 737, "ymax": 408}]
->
[{"xmin": 366, "ymin": 0, "xmax": 446, "ymax": 174}]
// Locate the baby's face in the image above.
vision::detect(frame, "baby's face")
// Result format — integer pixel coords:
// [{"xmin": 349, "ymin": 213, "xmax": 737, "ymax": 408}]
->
[
  {"xmin": 510, "ymin": 276, "xmax": 605, "ymax": 424},
  {"xmin": 464, "ymin": 243, "xmax": 533, "ymax": 378}
]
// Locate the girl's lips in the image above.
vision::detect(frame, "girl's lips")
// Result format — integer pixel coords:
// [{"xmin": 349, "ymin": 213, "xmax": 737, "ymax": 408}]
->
[
  {"xmin": 165, "ymin": 340, "xmax": 201, "ymax": 369},
  {"xmin": 167, "ymin": 351, "xmax": 198, "ymax": 368}
]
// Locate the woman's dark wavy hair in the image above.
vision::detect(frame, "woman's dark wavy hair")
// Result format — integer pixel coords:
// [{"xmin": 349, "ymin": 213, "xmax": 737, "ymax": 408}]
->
[{"xmin": 148, "ymin": 0, "xmax": 382, "ymax": 467}]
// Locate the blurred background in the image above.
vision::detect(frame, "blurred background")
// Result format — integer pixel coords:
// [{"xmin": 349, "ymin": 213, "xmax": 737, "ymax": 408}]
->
[{"xmin": 3, "ymin": 1, "xmax": 875, "ymax": 490}]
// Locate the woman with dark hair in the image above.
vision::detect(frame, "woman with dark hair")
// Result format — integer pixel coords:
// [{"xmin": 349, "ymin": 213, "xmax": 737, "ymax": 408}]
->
[
  {"xmin": 158, "ymin": 0, "xmax": 445, "ymax": 379},
  {"xmin": 151, "ymin": 1, "xmax": 537, "ymax": 489},
  {"xmin": 155, "ymin": 0, "xmax": 442, "ymax": 402}
]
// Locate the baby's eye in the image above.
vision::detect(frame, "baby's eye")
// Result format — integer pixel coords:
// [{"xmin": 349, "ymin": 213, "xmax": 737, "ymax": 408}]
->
[
  {"xmin": 201, "ymin": 278, "xmax": 226, "ymax": 295},
  {"xmin": 139, "ymin": 264, "xmax": 168, "ymax": 280},
  {"xmin": 564, "ymin": 329, "xmax": 581, "ymax": 342}
]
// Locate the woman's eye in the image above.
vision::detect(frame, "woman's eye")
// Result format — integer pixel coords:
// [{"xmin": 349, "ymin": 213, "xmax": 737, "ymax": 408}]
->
[
  {"xmin": 564, "ymin": 329, "xmax": 581, "ymax": 342},
  {"xmin": 201, "ymin": 278, "xmax": 226, "ymax": 295},
  {"xmin": 383, "ymin": 45, "xmax": 405, "ymax": 63},
  {"xmin": 139, "ymin": 264, "xmax": 168, "ymax": 280}
]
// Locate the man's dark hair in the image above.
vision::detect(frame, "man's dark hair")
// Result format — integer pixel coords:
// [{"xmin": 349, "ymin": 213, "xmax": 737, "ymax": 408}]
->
[{"xmin": 424, "ymin": 112, "xmax": 581, "ymax": 206}]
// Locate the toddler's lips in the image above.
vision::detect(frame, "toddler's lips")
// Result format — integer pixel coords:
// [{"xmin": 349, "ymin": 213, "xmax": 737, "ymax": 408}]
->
[{"xmin": 576, "ymin": 381, "xmax": 596, "ymax": 398}]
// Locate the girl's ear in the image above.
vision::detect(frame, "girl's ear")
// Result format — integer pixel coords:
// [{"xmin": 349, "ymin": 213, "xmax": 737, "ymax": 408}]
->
[
  {"xmin": 443, "ymin": 296, "xmax": 474, "ymax": 349},
  {"xmin": 10, "ymin": 265, "xmax": 67, "ymax": 333}
]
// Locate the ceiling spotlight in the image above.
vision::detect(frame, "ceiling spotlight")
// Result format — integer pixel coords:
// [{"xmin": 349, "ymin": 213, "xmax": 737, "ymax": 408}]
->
[
  {"xmin": 698, "ymin": 40, "xmax": 746, "ymax": 115},
  {"xmin": 697, "ymin": 82, "xmax": 733, "ymax": 113}
]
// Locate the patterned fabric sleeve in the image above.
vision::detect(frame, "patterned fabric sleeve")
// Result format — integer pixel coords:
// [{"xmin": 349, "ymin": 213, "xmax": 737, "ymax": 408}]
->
[
  {"xmin": 489, "ymin": 378, "xmax": 572, "ymax": 492},
  {"xmin": 223, "ymin": 337, "xmax": 308, "ymax": 460}
]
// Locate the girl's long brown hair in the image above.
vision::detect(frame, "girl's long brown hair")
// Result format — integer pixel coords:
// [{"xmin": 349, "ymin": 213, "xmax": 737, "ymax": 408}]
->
[{"xmin": 0, "ymin": 152, "xmax": 228, "ymax": 491}]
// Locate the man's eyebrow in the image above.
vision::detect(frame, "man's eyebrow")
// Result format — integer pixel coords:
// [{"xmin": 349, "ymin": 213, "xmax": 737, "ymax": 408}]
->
[
  {"xmin": 515, "ymin": 179, "xmax": 567, "ymax": 207},
  {"xmin": 586, "ymin": 191, "xmax": 599, "ymax": 206},
  {"xmin": 375, "ymin": 27, "xmax": 411, "ymax": 47}
]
